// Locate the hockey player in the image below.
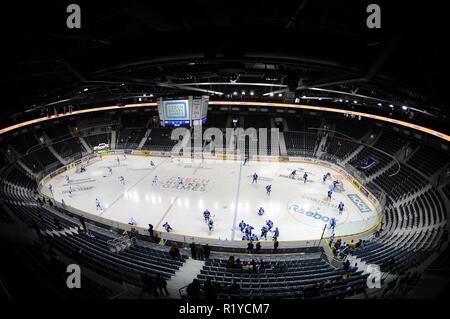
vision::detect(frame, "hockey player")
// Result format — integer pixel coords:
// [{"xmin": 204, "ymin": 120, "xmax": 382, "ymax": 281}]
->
[
  {"xmin": 150, "ymin": 160, "xmax": 155, "ymax": 167},
  {"xmin": 273, "ymin": 227, "xmax": 280, "ymax": 240},
  {"xmin": 289, "ymin": 169, "xmax": 297, "ymax": 179},
  {"xmin": 322, "ymin": 173, "xmax": 328, "ymax": 183},
  {"xmin": 265, "ymin": 184, "xmax": 272, "ymax": 196},
  {"xmin": 332, "ymin": 180, "xmax": 339, "ymax": 190},
  {"xmin": 338, "ymin": 201, "xmax": 345, "ymax": 214},
  {"xmin": 68, "ymin": 186, "xmax": 73, "ymax": 198},
  {"xmin": 245, "ymin": 224, "xmax": 254, "ymax": 235},
  {"xmin": 116, "ymin": 156, "xmax": 120, "ymax": 166},
  {"xmin": 266, "ymin": 219, "xmax": 273, "ymax": 231},
  {"xmin": 330, "ymin": 217, "xmax": 337, "ymax": 230},
  {"xmin": 260, "ymin": 225, "xmax": 268, "ymax": 239},
  {"xmin": 152, "ymin": 175, "xmax": 158, "ymax": 186},
  {"xmin": 258, "ymin": 207, "xmax": 265, "ymax": 216},
  {"xmin": 108, "ymin": 166, "xmax": 113, "ymax": 175},
  {"xmin": 128, "ymin": 217, "xmax": 137, "ymax": 225},
  {"xmin": 162, "ymin": 222, "xmax": 173, "ymax": 232},
  {"xmin": 327, "ymin": 189, "xmax": 333, "ymax": 201},
  {"xmin": 203, "ymin": 209, "xmax": 211, "ymax": 222},
  {"xmin": 239, "ymin": 220, "xmax": 246, "ymax": 232},
  {"xmin": 208, "ymin": 219, "xmax": 214, "ymax": 231},
  {"xmin": 251, "ymin": 233, "xmax": 259, "ymax": 241},
  {"xmin": 48, "ymin": 184, "xmax": 53, "ymax": 195},
  {"xmin": 61, "ymin": 198, "xmax": 66, "ymax": 207},
  {"xmin": 177, "ymin": 177, "xmax": 183, "ymax": 186},
  {"xmin": 65, "ymin": 175, "xmax": 70, "ymax": 184},
  {"xmin": 303, "ymin": 172, "xmax": 308, "ymax": 183},
  {"xmin": 96, "ymin": 198, "xmax": 102, "ymax": 211},
  {"xmin": 252, "ymin": 172, "xmax": 258, "ymax": 184}
]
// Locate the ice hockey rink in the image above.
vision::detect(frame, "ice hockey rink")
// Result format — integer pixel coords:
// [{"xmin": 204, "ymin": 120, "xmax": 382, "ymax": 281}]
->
[{"xmin": 41, "ymin": 154, "xmax": 381, "ymax": 242}]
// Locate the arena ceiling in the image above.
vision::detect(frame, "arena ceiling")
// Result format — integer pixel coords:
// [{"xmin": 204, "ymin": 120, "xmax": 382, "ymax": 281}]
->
[{"xmin": 1, "ymin": 1, "xmax": 449, "ymax": 130}]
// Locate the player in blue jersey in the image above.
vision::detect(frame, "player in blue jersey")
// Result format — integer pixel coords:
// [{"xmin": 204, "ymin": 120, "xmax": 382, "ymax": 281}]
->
[
  {"xmin": 266, "ymin": 219, "xmax": 273, "ymax": 231},
  {"xmin": 96, "ymin": 198, "xmax": 102, "ymax": 210},
  {"xmin": 327, "ymin": 189, "xmax": 333, "ymax": 200},
  {"xmin": 290, "ymin": 169, "xmax": 297, "ymax": 179},
  {"xmin": 208, "ymin": 219, "xmax": 214, "ymax": 231},
  {"xmin": 265, "ymin": 184, "xmax": 272, "ymax": 196},
  {"xmin": 258, "ymin": 207, "xmax": 265, "ymax": 216},
  {"xmin": 338, "ymin": 201, "xmax": 345, "ymax": 214},
  {"xmin": 330, "ymin": 218, "xmax": 337, "ymax": 230},
  {"xmin": 252, "ymin": 172, "xmax": 258, "ymax": 184},
  {"xmin": 239, "ymin": 220, "xmax": 246, "ymax": 232},
  {"xmin": 203, "ymin": 209, "xmax": 211, "ymax": 222},
  {"xmin": 163, "ymin": 222, "xmax": 173, "ymax": 232},
  {"xmin": 273, "ymin": 227, "xmax": 280, "ymax": 240},
  {"xmin": 260, "ymin": 225, "xmax": 269, "ymax": 239},
  {"xmin": 303, "ymin": 172, "xmax": 308, "ymax": 183}
]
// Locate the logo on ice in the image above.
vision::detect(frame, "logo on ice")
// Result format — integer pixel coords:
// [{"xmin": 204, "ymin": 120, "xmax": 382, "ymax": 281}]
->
[{"xmin": 347, "ymin": 194, "xmax": 372, "ymax": 213}]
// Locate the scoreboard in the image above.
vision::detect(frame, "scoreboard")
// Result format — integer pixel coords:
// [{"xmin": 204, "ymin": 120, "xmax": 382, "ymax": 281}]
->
[{"xmin": 158, "ymin": 96, "xmax": 209, "ymax": 127}]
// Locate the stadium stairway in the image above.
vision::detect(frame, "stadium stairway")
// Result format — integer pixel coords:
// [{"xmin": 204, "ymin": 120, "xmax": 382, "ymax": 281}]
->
[
  {"xmin": 41, "ymin": 133, "xmax": 69, "ymax": 166},
  {"xmin": 79, "ymin": 136, "xmax": 92, "ymax": 153},
  {"xmin": 278, "ymin": 132, "xmax": 288, "ymax": 156},
  {"xmin": 166, "ymin": 257, "xmax": 205, "ymax": 297},
  {"xmin": 137, "ymin": 129, "xmax": 151, "ymax": 150}
]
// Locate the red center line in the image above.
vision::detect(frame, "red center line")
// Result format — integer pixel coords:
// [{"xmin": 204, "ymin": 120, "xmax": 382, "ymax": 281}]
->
[{"xmin": 155, "ymin": 196, "xmax": 179, "ymax": 229}]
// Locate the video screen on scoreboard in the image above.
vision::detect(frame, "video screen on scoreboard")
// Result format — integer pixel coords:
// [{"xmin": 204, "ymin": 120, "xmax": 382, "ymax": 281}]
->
[{"xmin": 162, "ymin": 99, "xmax": 190, "ymax": 121}]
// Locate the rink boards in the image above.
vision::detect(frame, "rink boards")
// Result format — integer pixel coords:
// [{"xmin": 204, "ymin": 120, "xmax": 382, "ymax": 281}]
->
[{"xmin": 38, "ymin": 150, "xmax": 384, "ymax": 248}]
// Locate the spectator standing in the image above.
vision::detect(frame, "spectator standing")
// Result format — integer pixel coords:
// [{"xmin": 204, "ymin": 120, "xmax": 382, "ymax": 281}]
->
[
  {"xmin": 255, "ymin": 241, "xmax": 261, "ymax": 253},
  {"xmin": 155, "ymin": 274, "xmax": 170, "ymax": 296},
  {"xmin": 148, "ymin": 224, "xmax": 154, "ymax": 238},
  {"xmin": 197, "ymin": 245, "xmax": 205, "ymax": 260},
  {"xmin": 273, "ymin": 239, "xmax": 279, "ymax": 252},
  {"xmin": 204, "ymin": 244, "xmax": 211, "ymax": 259},
  {"xmin": 189, "ymin": 242, "xmax": 197, "ymax": 260},
  {"xmin": 247, "ymin": 241, "xmax": 254, "ymax": 254}
]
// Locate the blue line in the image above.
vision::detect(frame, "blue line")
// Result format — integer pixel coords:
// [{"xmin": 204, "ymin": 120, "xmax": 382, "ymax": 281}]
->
[{"xmin": 231, "ymin": 163, "xmax": 243, "ymax": 240}]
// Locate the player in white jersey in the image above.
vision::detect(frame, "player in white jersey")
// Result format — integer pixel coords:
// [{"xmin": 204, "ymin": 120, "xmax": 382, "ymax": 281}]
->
[
  {"xmin": 108, "ymin": 166, "xmax": 113, "ymax": 175},
  {"xmin": 128, "ymin": 217, "xmax": 137, "ymax": 225},
  {"xmin": 118, "ymin": 176, "xmax": 125, "ymax": 185},
  {"xmin": 177, "ymin": 177, "xmax": 183, "ymax": 186},
  {"xmin": 65, "ymin": 175, "xmax": 70, "ymax": 184},
  {"xmin": 152, "ymin": 175, "xmax": 158, "ymax": 186},
  {"xmin": 116, "ymin": 156, "xmax": 120, "ymax": 165},
  {"xmin": 68, "ymin": 186, "xmax": 73, "ymax": 197},
  {"xmin": 150, "ymin": 160, "xmax": 155, "ymax": 167},
  {"xmin": 48, "ymin": 184, "xmax": 53, "ymax": 195}
]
